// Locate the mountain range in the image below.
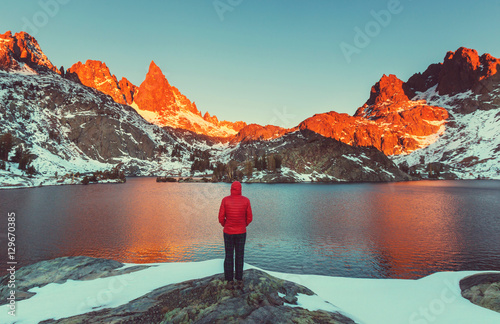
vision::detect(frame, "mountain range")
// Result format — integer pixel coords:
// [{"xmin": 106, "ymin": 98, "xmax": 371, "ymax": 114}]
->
[{"xmin": 0, "ymin": 30, "xmax": 499, "ymax": 187}]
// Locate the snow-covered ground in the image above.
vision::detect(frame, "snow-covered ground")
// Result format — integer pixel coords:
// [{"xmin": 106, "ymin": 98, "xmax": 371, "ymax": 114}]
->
[
  {"xmin": 1, "ymin": 259, "xmax": 499, "ymax": 324},
  {"xmin": 247, "ymin": 167, "xmax": 341, "ymax": 182}
]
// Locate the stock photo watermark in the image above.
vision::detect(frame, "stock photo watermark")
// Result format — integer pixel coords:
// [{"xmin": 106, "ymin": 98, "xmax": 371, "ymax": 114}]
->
[
  {"xmin": 213, "ymin": 0, "xmax": 243, "ymax": 21},
  {"xmin": 75, "ymin": 275, "xmax": 134, "ymax": 314},
  {"xmin": 21, "ymin": 0, "xmax": 70, "ymax": 36},
  {"xmin": 269, "ymin": 106, "xmax": 297, "ymax": 129},
  {"xmin": 408, "ymin": 279, "xmax": 460, "ymax": 324},
  {"xmin": 6, "ymin": 212, "xmax": 17, "ymax": 317},
  {"xmin": 340, "ymin": 0, "xmax": 406, "ymax": 63}
]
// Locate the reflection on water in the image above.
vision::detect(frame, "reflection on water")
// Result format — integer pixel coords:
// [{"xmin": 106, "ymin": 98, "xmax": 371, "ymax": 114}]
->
[{"xmin": 1, "ymin": 179, "xmax": 500, "ymax": 279}]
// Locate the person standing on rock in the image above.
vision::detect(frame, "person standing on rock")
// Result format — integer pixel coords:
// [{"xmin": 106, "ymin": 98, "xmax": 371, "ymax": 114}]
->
[{"xmin": 218, "ymin": 181, "xmax": 253, "ymax": 288}]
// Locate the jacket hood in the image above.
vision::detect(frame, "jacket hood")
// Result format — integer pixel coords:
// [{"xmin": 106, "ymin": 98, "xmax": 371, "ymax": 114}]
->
[{"xmin": 230, "ymin": 181, "xmax": 242, "ymax": 196}]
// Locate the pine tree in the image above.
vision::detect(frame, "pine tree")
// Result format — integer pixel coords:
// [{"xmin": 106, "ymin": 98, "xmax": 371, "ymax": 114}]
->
[
  {"xmin": 26, "ymin": 165, "xmax": 36, "ymax": 176},
  {"xmin": 427, "ymin": 163, "xmax": 434, "ymax": 179},
  {"xmin": 245, "ymin": 160, "xmax": 253, "ymax": 178},
  {"xmin": 399, "ymin": 161, "xmax": 409, "ymax": 174},
  {"xmin": 226, "ymin": 160, "xmax": 237, "ymax": 181},
  {"xmin": 274, "ymin": 155, "xmax": 282, "ymax": 170},
  {"xmin": 0, "ymin": 133, "xmax": 14, "ymax": 161},
  {"xmin": 18, "ymin": 151, "xmax": 31, "ymax": 171},
  {"xmin": 12, "ymin": 146, "xmax": 23, "ymax": 163},
  {"xmin": 268, "ymin": 154, "xmax": 276, "ymax": 172},
  {"xmin": 261, "ymin": 154, "xmax": 267, "ymax": 170},
  {"xmin": 254, "ymin": 155, "xmax": 261, "ymax": 171}
]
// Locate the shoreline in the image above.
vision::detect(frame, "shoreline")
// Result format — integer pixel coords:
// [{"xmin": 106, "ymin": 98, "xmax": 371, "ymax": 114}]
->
[
  {"xmin": 1, "ymin": 256, "xmax": 499, "ymax": 323},
  {"xmin": 2, "ymin": 174, "xmax": 499, "ymax": 190}
]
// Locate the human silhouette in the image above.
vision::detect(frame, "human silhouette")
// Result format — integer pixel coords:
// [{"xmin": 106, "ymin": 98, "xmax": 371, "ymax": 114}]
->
[{"xmin": 218, "ymin": 181, "xmax": 253, "ymax": 288}]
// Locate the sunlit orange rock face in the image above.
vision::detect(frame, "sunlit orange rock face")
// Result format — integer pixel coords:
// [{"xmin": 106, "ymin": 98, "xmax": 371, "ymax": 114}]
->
[
  {"xmin": 67, "ymin": 59, "xmax": 246, "ymax": 137},
  {"xmin": 0, "ymin": 31, "xmax": 59, "ymax": 73},
  {"xmin": 231, "ymin": 124, "xmax": 296, "ymax": 144},
  {"xmin": 133, "ymin": 61, "xmax": 247, "ymax": 136},
  {"xmin": 299, "ymin": 74, "xmax": 448, "ymax": 155},
  {"xmin": 221, "ymin": 120, "xmax": 247, "ymax": 133},
  {"xmin": 118, "ymin": 77, "xmax": 137, "ymax": 105},
  {"xmin": 67, "ymin": 60, "xmax": 132, "ymax": 105},
  {"xmin": 202, "ymin": 113, "xmax": 247, "ymax": 133},
  {"xmin": 134, "ymin": 61, "xmax": 199, "ymax": 115},
  {"xmin": 64, "ymin": 43, "xmax": 495, "ymax": 151}
]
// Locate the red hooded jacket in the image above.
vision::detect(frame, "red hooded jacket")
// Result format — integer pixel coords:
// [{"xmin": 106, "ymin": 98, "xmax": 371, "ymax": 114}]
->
[{"xmin": 218, "ymin": 181, "xmax": 253, "ymax": 234}]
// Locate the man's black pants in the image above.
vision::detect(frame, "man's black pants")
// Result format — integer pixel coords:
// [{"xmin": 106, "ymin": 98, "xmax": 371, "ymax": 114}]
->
[{"xmin": 223, "ymin": 232, "xmax": 246, "ymax": 281}]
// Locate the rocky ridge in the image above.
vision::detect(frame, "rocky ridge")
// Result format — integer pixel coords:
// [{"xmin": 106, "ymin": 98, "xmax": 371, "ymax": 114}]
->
[
  {"xmin": 391, "ymin": 48, "xmax": 500, "ymax": 179},
  {"xmin": 229, "ymin": 130, "xmax": 410, "ymax": 182},
  {"xmin": 0, "ymin": 59, "xmax": 214, "ymax": 181},
  {"xmin": 230, "ymin": 123, "xmax": 296, "ymax": 144},
  {"xmin": 298, "ymin": 47, "xmax": 500, "ymax": 179},
  {"xmin": 66, "ymin": 60, "xmax": 135, "ymax": 105},
  {"xmin": 68, "ymin": 59, "xmax": 247, "ymax": 138},
  {"xmin": 56, "ymin": 34, "xmax": 500, "ymax": 179},
  {"xmin": 0, "ymin": 30, "xmax": 412, "ymax": 187},
  {"xmin": 299, "ymin": 74, "xmax": 449, "ymax": 155},
  {"xmin": 0, "ymin": 31, "xmax": 60, "ymax": 74},
  {"xmin": 1, "ymin": 30, "xmax": 499, "ymax": 184},
  {"xmin": 405, "ymin": 47, "xmax": 500, "ymax": 98}
]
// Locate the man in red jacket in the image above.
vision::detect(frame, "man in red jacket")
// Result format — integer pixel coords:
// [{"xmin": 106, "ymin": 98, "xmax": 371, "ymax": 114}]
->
[{"xmin": 218, "ymin": 181, "xmax": 253, "ymax": 287}]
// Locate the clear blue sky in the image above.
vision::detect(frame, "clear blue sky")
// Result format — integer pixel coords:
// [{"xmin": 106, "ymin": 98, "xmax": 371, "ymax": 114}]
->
[{"xmin": 1, "ymin": 0, "xmax": 499, "ymax": 127}]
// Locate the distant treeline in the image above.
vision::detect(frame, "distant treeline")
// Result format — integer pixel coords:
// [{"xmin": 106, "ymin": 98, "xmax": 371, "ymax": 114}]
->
[
  {"xmin": 81, "ymin": 164, "xmax": 126, "ymax": 185},
  {"xmin": 156, "ymin": 176, "xmax": 211, "ymax": 183},
  {"xmin": 0, "ymin": 132, "xmax": 36, "ymax": 176}
]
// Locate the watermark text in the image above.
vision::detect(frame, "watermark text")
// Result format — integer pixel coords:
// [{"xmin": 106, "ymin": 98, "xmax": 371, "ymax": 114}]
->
[
  {"xmin": 21, "ymin": 0, "xmax": 71, "ymax": 36},
  {"xmin": 213, "ymin": 0, "xmax": 243, "ymax": 21},
  {"xmin": 6, "ymin": 212, "xmax": 17, "ymax": 317},
  {"xmin": 340, "ymin": 0, "xmax": 404, "ymax": 63}
]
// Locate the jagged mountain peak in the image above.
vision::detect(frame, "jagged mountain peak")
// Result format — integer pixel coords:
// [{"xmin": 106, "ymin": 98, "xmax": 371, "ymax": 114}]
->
[
  {"xmin": 142, "ymin": 60, "xmax": 172, "ymax": 90},
  {"xmin": 147, "ymin": 60, "xmax": 164, "ymax": 75},
  {"xmin": 302, "ymin": 70, "xmax": 449, "ymax": 155},
  {"xmin": 1, "ymin": 30, "xmax": 499, "ymax": 184},
  {"xmin": 444, "ymin": 47, "xmax": 481, "ymax": 67},
  {"xmin": 131, "ymin": 61, "xmax": 247, "ymax": 137},
  {"xmin": 67, "ymin": 59, "xmax": 129, "ymax": 105},
  {"xmin": 0, "ymin": 30, "xmax": 246, "ymax": 139},
  {"xmin": 134, "ymin": 61, "xmax": 175, "ymax": 113},
  {"xmin": 0, "ymin": 30, "xmax": 60, "ymax": 74},
  {"xmin": 355, "ymin": 74, "xmax": 412, "ymax": 120},
  {"xmin": 365, "ymin": 74, "xmax": 409, "ymax": 107},
  {"xmin": 405, "ymin": 47, "xmax": 500, "ymax": 97},
  {"xmin": 65, "ymin": 55, "xmax": 245, "ymax": 138}
]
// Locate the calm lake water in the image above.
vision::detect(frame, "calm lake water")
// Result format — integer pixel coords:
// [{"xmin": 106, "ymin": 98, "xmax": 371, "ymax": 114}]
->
[{"xmin": 1, "ymin": 178, "xmax": 500, "ymax": 279}]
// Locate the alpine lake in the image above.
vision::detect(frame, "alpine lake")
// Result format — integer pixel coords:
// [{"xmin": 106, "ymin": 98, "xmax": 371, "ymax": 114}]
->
[{"xmin": 2, "ymin": 178, "xmax": 500, "ymax": 279}]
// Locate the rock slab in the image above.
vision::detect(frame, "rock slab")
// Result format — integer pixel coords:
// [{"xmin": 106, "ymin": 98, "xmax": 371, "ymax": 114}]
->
[{"xmin": 460, "ymin": 273, "xmax": 500, "ymax": 313}]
